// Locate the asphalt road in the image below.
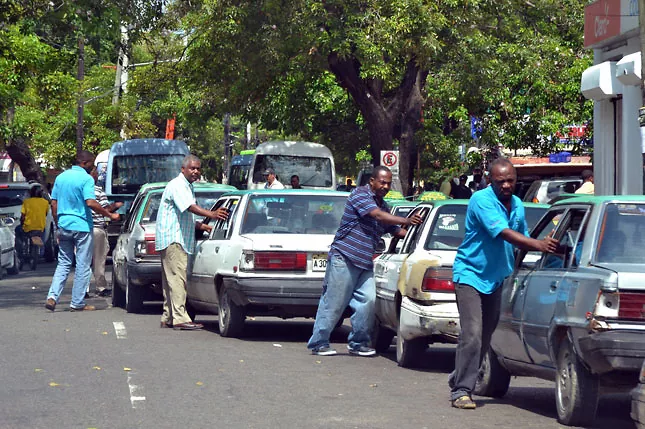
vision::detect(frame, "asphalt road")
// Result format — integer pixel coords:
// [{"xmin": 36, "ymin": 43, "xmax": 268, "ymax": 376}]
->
[{"xmin": 0, "ymin": 262, "xmax": 637, "ymax": 429}]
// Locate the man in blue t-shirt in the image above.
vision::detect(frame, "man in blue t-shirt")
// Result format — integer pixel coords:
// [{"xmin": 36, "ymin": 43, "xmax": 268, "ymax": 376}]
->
[{"xmin": 449, "ymin": 158, "xmax": 558, "ymax": 410}]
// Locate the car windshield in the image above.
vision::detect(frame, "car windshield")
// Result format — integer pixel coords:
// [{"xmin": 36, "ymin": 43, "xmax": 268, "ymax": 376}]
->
[
  {"xmin": 596, "ymin": 203, "xmax": 645, "ymax": 264},
  {"xmin": 546, "ymin": 180, "xmax": 579, "ymax": 201},
  {"xmin": 0, "ymin": 188, "xmax": 29, "ymax": 208},
  {"xmin": 424, "ymin": 205, "xmax": 468, "ymax": 250},
  {"xmin": 111, "ymin": 155, "xmax": 184, "ymax": 194},
  {"xmin": 252, "ymin": 155, "xmax": 333, "ymax": 188},
  {"xmin": 525, "ymin": 206, "xmax": 547, "ymax": 230},
  {"xmin": 241, "ymin": 194, "xmax": 347, "ymax": 234},
  {"xmin": 140, "ymin": 190, "xmax": 230, "ymax": 225}
]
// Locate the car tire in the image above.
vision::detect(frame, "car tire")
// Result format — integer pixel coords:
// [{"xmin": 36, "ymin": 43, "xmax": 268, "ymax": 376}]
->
[
  {"xmin": 396, "ymin": 322, "xmax": 425, "ymax": 368},
  {"xmin": 373, "ymin": 323, "xmax": 395, "ymax": 353},
  {"xmin": 124, "ymin": 266, "xmax": 143, "ymax": 313},
  {"xmin": 44, "ymin": 229, "xmax": 57, "ymax": 262},
  {"xmin": 111, "ymin": 267, "xmax": 125, "ymax": 308},
  {"xmin": 474, "ymin": 349, "xmax": 511, "ymax": 398},
  {"xmin": 7, "ymin": 250, "xmax": 19, "ymax": 275},
  {"xmin": 218, "ymin": 288, "xmax": 245, "ymax": 338},
  {"xmin": 555, "ymin": 339, "xmax": 599, "ymax": 426}
]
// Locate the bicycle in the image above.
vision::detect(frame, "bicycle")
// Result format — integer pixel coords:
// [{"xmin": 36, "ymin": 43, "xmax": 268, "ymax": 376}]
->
[{"xmin": 17, "ymin": 229, "xmax": 42, "ymax": 271}]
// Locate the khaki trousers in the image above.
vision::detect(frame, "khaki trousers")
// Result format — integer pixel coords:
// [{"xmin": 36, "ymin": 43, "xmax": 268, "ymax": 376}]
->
[
  {"xmin": 160, "ymin": 243, "xmax": 192, "ymax": 325},
  {"xmin": 92, "ymin": 227, "xmax": 110, "ymax": 292}
]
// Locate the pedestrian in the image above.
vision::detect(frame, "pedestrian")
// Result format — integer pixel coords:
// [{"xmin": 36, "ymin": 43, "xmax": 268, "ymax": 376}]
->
[
  {"xmin": 575, "ymin": 169, "xmax": 594, "ymax": 194},
  {"xmin": 90, "ymin": 166, "xmax": 123, "ymax": 297},
  {"xmin": 448, "ymin": 158, "xmax": 559, "ymax": 409},
  {"xmin": 307, "ymin": 166, "xmax": 423, "ymax": 357},
  {"xmin": 451, "ymin": 174, "xmax": 472, "ymax": 199},
  {"xmin": 45, "ymin": 151, "xmax": 120, "ymax": 312},
  {"xmin": 290, "ymin": 174, "xmax": 302, "ymax": 189},
  {"xmin": 19, "ymin": 186, "xmax": 49, "ymax": 263},
  {"xmin": 468, "ymin": 181, "xmax": 477, "ymax": 193},
  {"xmin": 156, "ymin": 154, "xmax": 229, "ymax": 330},
  {"xmin": 263, "ymin": 168, "xmax": 284, "ymax": 189}
]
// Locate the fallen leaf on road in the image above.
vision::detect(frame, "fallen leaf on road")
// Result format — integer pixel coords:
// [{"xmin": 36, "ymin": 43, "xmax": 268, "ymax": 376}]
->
[
  {"xmin": 92, "ymin": 366, "xmax": 101, "ymax": 370},
  {"xmin": 101, "ymin": 331, "xmax": 108, "ymax": 335},
  {"xmin": 315, "ymin": 360, "xmax": 321, "ymax": 364},
  {"xmin": 123, "ymin": 367, "xmax": 131, "ymax": 371},
  {"xmin": 65, "ymin": 329, "xmax": 70, "ymax": 332},
  {"xmin": 196, "ymin": 381, "xmax": 203, "ymax": 386},
  {"xmin": 49, "ymin": 382, "xmax": 59, "ymax": 387},
  {"xmin": 34, "ymin": 369, "xmax": 43, "ymax": 372},
  {"xmin": 369, "ymin": 384, "xmax": 378, "ymax": 388},
  {"xmin": 338, "ymin": 393, "xmax": 343, "ymax": 396},
  {"xmin": 239, "ymin": 360, "xmax": 244, "ymax": 363},
  {"xmin": 31, "ymin": 286, "xmax": 37, "ymax": 290},
  {"xmin": 273, "ymin": 344, "xmax": 282, "ymax": 348}
]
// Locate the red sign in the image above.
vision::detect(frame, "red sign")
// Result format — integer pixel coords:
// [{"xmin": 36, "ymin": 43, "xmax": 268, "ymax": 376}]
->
[
  {"xmin": 382, "ymin": 151, "xmax": 398, "ymax": 167},
  {"xmin": 165, "ymin": 116, "xmax": 176, "ymax": 140},
  {"xmin": 584, "ymin": 0, "xmax": 621, "ymax": 48}
]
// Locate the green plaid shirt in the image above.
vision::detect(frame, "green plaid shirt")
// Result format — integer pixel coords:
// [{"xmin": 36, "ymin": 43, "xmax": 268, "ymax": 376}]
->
[{"xmin": 155, "ymin": 174, "xmax": 196, "ymax": 254}]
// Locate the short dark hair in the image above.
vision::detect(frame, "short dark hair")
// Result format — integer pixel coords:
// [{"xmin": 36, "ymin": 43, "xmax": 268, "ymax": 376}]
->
[
  {"xmin": 371, "ymin": 165, "xmax": 391, "ymax": 179},
  {"xmin": 581, "ymin": 169, "xmax": 593, "ymax": 181},
  {"xmin": 30, "ymin": 186, "xmax": 42, "ymax": 198},
  {"xmin": 74, "ymin": 150, "xmax": 95, "ymax": 165},
  {"xmin": 459, "ymin": 174, "xmax": 468, "ymax": 182},
  {"xmin": 290, "ymin": 174, "xmax": 299, "ymax": 180}
]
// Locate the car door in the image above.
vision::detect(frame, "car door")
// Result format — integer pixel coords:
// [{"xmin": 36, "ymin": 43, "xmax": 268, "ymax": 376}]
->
[
  {"xmin": 522, "ymin": 206, "xmax": 590, "ymax": 366},
  {"xmin": 113, "ymin": 191, "xmax": 147, "ymax": 285},
  {"xmin": 189, "ymin": 197, "xmax": 240, "ymax": 304},
  {"xmin": 493, "ymin": 208, "xmax": 564, "ymax": 363},
  {"xmin": 374, "ymin": 205, "xmax": 431, "ymax": 328}
]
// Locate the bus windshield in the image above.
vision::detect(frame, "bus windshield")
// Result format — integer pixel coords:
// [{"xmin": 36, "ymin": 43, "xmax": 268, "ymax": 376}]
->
[
  {"xmin": 252, "ymin": 155, "xmax": 333, "ymax": 188},
  {"xmin": 111, "ymin": 155, "xmax": 184, "ymax": 194}
]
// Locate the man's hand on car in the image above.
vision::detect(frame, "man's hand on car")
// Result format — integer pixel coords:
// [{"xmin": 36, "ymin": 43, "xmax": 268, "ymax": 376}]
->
[
  {"xmin": 209, "ymin": 207, "xmax": 229, "ymax": 221},
  {"xmin": 109, "ymin": 213, "xmax": 120, "ymax": 221},
  {"xmin": 405, "ymin": 214, "xmax": 424, "ymax": 227},
  {"xmin": 539, "ymin": 236, "xmax": 559, "ymax": 253}
]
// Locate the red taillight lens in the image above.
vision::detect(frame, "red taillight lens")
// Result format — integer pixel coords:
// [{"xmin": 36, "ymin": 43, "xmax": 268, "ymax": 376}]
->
[
  {"xmin": 421, "ymin": 268, "xmax": 454, "ymax": 292},
  {"xmin": 135, "ymin": 233, "xmax": 158, "ymax": 257},
  {"xmin": 618, "ymin": 292, "xmax": 645, "ymax": 319},
  {"xmin": 254, "ymin": 252, "xmax": 307, "ymax": 271}
]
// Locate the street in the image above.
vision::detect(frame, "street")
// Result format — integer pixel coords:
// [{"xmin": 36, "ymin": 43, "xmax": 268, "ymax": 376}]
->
[{"xmin": 0, "ymin": 262, "xmax": 636, "ymax": 429}]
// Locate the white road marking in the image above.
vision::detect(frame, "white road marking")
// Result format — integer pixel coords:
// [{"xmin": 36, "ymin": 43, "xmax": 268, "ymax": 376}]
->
[
  {"xmin": 127, "ymin": 374, "xmax": 146, "ymax": 409},
  {"xmin": 113, "ymin": 321, "xmax": 127, "ymax": 339}
]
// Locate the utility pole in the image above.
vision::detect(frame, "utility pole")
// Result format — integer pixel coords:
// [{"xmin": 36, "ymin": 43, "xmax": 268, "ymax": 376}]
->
[
  {"xmin": 640, "ymin": 0, "xmax": 645, "ymax": 168},
  {"xmin": 76, "ymin": 35, "xmax": 85, "ymax": 155},
  {"xmin": 223, "ymin": 113, "xmax": 231, "ymax": 185},
  {"xmin": 113, "ymin": 25, "xmax": 129, "ymax": 106}
]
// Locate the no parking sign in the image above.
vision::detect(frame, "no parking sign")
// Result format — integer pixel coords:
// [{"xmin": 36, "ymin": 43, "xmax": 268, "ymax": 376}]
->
[{"xmin": 380, "ymin": 150, "xmax": 399, "ymax": 174}]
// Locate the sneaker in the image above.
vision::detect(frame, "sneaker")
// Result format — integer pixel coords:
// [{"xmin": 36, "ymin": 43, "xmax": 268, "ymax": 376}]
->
[
  {"xmin": 451, "ymin": 395, "xmax": 476, "ymax": 409},
  {"xmin": 97, "ymin": 289, "xmax": 112, "ymax": 297},
  {"xmin": 45, "ymin": 298, "xmax": 56, "ymax": 311},
  {"xmin": 70, "ymin": 305, "xmax": 96, "ymax": 312},
  {"xmin": 312, "ymin": 346, "xmax": 337, "ymax": 356},
  {"xmin": 347, "ymin": 345, "xmax": 376, "ymax": 357}
]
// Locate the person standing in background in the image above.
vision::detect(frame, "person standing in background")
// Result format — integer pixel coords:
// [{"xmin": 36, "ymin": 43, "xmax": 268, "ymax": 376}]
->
[
  {"xmin": 290, "ymin": 175, "xmax": 302, "ymax": 189},
  {"xmin": 19, "ymin": 186, "xmax": 50, "ymax": 263},
  {"xmin": 575, "ymin": 169, "xmax": 594, "ymax": 194},
  {"xmin": 263, "ymin": 168, "xmax": 285, "ymax": 189}
]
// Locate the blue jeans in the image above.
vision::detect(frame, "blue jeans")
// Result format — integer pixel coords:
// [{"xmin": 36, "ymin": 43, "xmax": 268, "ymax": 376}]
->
[
  {"xmin": 47, "ymin": 229, "xmax": 93, "ymax": 309},
  {"xmin": 307, "ymin": 251, "xmax": 375, "ymax": 350}
]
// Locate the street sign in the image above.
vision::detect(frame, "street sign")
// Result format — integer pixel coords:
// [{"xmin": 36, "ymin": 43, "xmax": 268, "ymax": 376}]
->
[{"xmin": 380, "ymin": 150, "xmax": 399, "ymax": 174}]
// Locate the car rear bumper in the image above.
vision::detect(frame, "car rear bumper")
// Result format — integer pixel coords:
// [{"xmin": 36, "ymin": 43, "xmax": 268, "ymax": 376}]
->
[
  {"xmin": 127, "ymin": 260, "xmax": 161, "ymax": 286},
  {"xmin": 399, "ymin": 296, "xmax": 460, "ymax": 341},
  {"xmin": 578, "ymin": 330, "xmax": 645, "ymax": 374},
  {"xmin": 224, "ymin": 276, "xmax": 322, "ymax": 308}
]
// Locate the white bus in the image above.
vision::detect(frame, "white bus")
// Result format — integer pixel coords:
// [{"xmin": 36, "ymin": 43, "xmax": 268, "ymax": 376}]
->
[{"xmin": 244, "ymin": 141, "xmax": 336, "ymax": 190}]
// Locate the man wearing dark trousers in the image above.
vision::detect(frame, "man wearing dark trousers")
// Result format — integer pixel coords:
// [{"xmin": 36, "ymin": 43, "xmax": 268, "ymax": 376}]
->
[{"xmin": 449, "ymin": 158, "xmax": 558, "ymax": 409}]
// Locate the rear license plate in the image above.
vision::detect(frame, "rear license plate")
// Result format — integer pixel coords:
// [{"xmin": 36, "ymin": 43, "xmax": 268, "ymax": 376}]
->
[{"xmin": 312, "ymin": 253, "xmax": 328, "ymax": 272}]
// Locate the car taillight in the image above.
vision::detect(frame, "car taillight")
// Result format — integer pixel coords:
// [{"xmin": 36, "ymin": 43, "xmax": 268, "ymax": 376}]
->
[
  {"xmin": 135, "ymin": 233, "xmax": 158, "ymax": 257},
  {"xmin": 618, "ymin": 292, "xmax": 645, "ymax": 320},
  {"xmin": 251, "ymin": 251, "xmax": 307, "ymax": 271},
  {"xmin": 421, "ymin": 267, "xmax": 454, "ymax": 292}
]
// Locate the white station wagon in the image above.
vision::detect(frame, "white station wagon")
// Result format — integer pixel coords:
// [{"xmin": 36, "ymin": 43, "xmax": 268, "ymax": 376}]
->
[{"xmin": 187, "ymin": 189, "xmax": 349, "ymax": 337}]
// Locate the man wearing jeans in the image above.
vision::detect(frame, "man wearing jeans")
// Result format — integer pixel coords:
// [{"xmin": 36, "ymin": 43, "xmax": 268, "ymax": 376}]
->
[
  {"xmin": 45, "ymin": 151, "xmax": 119, "ymax": 312},
  {"xmin": 449, "ymin": 158, "xmax": 558, "ymax": 409},
  {"xmin": 307, "ymin": 166, "xmax": 422, "ymax": 357}
]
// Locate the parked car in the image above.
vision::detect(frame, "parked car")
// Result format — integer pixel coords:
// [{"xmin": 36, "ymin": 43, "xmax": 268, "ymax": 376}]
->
[
  {"xmin": 0, "ymin": 181, "xmax": 57, "ymax": 262},
  {"xmin": 632, "ymin": 359, "xmax": 645, "ymax": 429},
  {"xmin": 111, "ymin": 182, "xmax": 236, "ymax": 312},
  {"xmin": 187, "ymin": 189, "xmax": 350, "ymax": 337},
  {"xmin": 476, "ymin": 195, "xmax": 645, "ymax": 427},
  {"xmin": 522, "ymin": 177, "xmax": 582, "ymax": 204},
  {"xmin": 0, "ymin": 216, "xmax": 18, "ymax": 276},
  {"xmin": 373, "ymin": 200, "xmax": 549, "ymax": 368}
]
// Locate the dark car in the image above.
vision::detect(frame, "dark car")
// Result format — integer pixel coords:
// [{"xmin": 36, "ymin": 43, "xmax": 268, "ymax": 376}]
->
[{"xmin": 476, "ymin": 195, "xmax": 645, "ymax": 426}]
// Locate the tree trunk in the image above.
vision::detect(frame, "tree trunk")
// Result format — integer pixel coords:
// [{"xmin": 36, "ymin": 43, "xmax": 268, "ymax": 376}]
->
[
  {"xmin": 76, "ymin": 35, "xmax": 85, "ymax": 155},
  {"xmin": 3, "ymin": 107, "xmax": 45, "ymax": 184}
]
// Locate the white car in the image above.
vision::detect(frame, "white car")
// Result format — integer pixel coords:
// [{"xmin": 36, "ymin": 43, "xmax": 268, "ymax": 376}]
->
[
  {"xmin": 187, "ymin": 189, "xmax": 349, "ymax": 337},
  {"xmin": 0, "ymin": 216, "xmax": 19, "ymax": 276}
]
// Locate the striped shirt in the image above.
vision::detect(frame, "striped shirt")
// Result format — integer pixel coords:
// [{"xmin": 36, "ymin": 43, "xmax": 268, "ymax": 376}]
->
[
  {"xmin": 331, "ymin": 185, "xmax": 399, "ymax": 270},
  {"xmin": 155, "ymin": 174, "xmax": 197, "ymax": 254},
  {"xmin": 92, "ymin": 185, "xmax": 110, "ymax": 228}
]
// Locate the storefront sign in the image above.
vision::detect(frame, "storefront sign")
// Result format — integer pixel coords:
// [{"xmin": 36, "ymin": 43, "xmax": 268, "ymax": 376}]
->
[{"xmin": 584, "ymin": 0, "xmax": 639, "ymax": 48}]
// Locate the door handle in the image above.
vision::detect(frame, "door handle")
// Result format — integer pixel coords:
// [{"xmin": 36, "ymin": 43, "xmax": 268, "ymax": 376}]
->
[
  {"xmin": 550, "ymin": 281, "xmax": 559, "ymax": 291},
  {"xmin": 215, "ymin": 247, "xmax": 219, "ymax": 253}
]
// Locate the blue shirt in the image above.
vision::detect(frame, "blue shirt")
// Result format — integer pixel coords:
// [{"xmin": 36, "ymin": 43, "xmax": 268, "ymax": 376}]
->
[
  {"xmin": 452, "ymin": 186, "xmax": 529, "ymax": 294},
  {"xmin": 331, "ymin": 185, "xmax": 399, "ymax": 270},
  {"xmin": 155, "ymin": 174, "xmax": 197, "ymax": 254},
  {"xmin": 51, "ymin": 165, "xmax": 95, "ymax": 232}
]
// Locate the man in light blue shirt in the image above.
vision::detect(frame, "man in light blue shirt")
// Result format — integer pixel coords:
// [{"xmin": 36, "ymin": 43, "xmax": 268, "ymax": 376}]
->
[
  {"xmin": 45, "ymin": 151, "xmax": 120, "ymax": 312},
  {"xmin": 155, "ymin": 155, "xmax": 228, "ymax": 331},
  {"xmin": 449, "ymin": 158, "xmax": 558, "ymax": 410}
]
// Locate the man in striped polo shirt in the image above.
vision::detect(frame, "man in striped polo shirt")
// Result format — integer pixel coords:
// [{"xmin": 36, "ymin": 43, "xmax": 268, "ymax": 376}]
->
[{"xmin": 308, "ymin": 166, "xmax": 423, "ymax": 356}]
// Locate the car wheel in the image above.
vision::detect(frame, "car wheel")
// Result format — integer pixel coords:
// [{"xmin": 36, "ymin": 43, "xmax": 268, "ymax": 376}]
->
[
  {"xmin": 373, "ymin": 323, "xmax": 395, "ymax": 353},
  {"xmin": 396, "ymin": 322, "xmax": 425, "ymax": 368},
  {"xmin": 218, "ymin": 288, "xmax": 245, "ymax": 338},
  {"xmin": 474, "ymin": 349, "xmax": 511, "ymax": 398},
  {"xmin": 44, "ymin": 229, "xmax": 57, "ymax": 262},
  {"xmin": 111, "ymin": 266, "xmax": 125, "ymax": 308},
  {"xmin": 124, "ymin": 266, "xmax": 143, "ymax": 313},
  {"xmin": 555, "ymin": 339, "xmax": 599, "ymax": 426},
  {"xmin": 7, "ymin": 250, "xmax": 19, "ymax": 275}
]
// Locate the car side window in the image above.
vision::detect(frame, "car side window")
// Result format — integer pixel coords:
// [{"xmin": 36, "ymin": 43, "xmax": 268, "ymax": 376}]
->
[
  {"xmin": 516, "ymin": 208, "xmax": 565, "ymax": 269},
  {"xmin": 400, "ymin": 207, "xmax": 429, "ymax": 254},
  {"xmin": 539, "ymin": 208, "xmax": 589, "ymax": 270},
  {"xmin": 124, "ymin": 194, "xmax": 146, "ymax": 233},
  {"xmin": 210, "ymin": 198, "xmax": 240, "ymax": 240}
]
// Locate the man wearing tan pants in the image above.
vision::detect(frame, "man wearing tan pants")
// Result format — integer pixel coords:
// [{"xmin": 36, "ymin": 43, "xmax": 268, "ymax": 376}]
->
[{"xmin": 155, "ymin": 155, "xmax": 228, "ymax": 330}]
